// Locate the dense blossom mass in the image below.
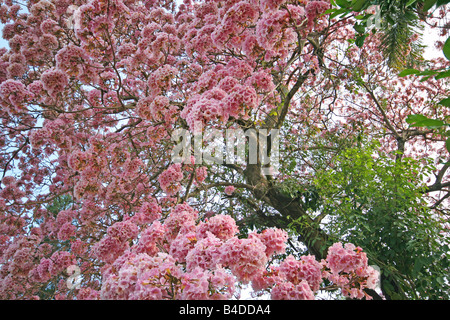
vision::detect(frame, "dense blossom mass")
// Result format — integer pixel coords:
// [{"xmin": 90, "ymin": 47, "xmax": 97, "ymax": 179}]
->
[{"xmin": 0, "ymin": 0, "xmax": 448, "ymax": 300}]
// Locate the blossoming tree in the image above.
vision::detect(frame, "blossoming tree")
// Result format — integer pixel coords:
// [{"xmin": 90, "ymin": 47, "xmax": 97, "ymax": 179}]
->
[{"xmin": 0, "ymin": 0, "xmax": 448, "ymax": 300}]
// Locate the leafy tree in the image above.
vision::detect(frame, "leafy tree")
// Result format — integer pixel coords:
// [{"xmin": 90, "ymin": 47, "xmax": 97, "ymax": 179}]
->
[{"xmin": 312, "ymin": 139, "xmax": 449, "ymax": 299}]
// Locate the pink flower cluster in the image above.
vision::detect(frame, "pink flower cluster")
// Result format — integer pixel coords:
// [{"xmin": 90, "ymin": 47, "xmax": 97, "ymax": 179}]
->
[
  {"xmin": 245, "ymin": 70, "xmax": 276, "ymax": 93},
  {"xmin": 325, "ymin": 242, "xmax": 368, "ymax": 274},
  {"xmin": 271, "ymin": 280, "xmax": 315, "ymax": 300},
  {"xmin": 101, "ymin": 250, "xmax": 235, "ymax": 300},
  {"xmin": 305, "ymin": 0, "xmax": 331, "ymax": 26},
  {"xmin": 99, "ymin": 203, "xmax": 294, "ymax": 299},
  {"xmin": 322, "ymin": 242, "xmax": 379, "ymax": 299},
  {"xmin": 6, "ymin": 54, "xmax": 26, "ymax": 78},
  {"xmin": 211, "ymin": 2, "xmax": 258, "ymax": 49},
  {"xmin": 195, "ymin": 166, "xmax": 207, "ymax": 183},
  {"xmin": 147, "ymin": 65, "xmax": 178, "ymax": 97},
  {"xmin": 260, "ymin": 0, "xmax": 288, "ymax": 10},
  {"xmin": 224, "ymin": 185, "xmax": 235, "ymax": 195},
  {"xmin": 35, "ymin": 251, "xmax": 76, "ymax": 283},
  {"xmin": 220, "ymin": 236, "xmax": 268, "ymax": 284},
  {"xmin": 137, "ymin": 95, "xmax": 173, "ymax": 122},
  {"xmin": 134, "ymin": 220, "xmax": 167, "ymax": 256},
  {"xmin": 255, "ymin": 10, "xmax": 298, "ymax": 58},
  {"xmin": 185, "ymin": 232, "xmax": 222, "ymax": 271},
  {"xmin": 158, "ymin": 163, "xmax": 184, "ymax": 196},
  {"xmin": 107, "ymin": 220, "xmax": 139, "ymax": 243},
  {"xmin": 223, "ymin": 84, "xmax": 258, "ymax": 120},
  {"xmin": 181, "ymin": 94, "xmax": 225, "ymax": 128},
  {"xmin": 255, "ymin": 228, "xmax": 289, "ymax": 258},
  {"xmin": 132, "ymin": 198, "xmax": 162, "ymax": 225},
  {"xmin": 0, "ymin": 79, "xmax": 29, "ymax": 111},
  {"xmin": 196, "ymin": 214, "xmax": 239, "ymax": 241},
  {"xmin": 91, "ymin": 218, "xmax": 140, "ymax": 264},
  {"xmin": 279, "ymin": 255, "xmax": 322, "ymax": 292},
  {"xmin": 252, "ymin": 241, "xmax": 380, "ymax": 300},
  {"xmin": 40, "ymin": 68, "xmax": 68, "ymax": 97}
]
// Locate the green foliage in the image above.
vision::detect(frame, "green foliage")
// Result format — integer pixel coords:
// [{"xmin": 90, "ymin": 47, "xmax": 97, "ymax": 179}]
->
[
  {"xmin": 313, "ymin": 140, "xmax": 450, "ymax": 299},
  {"xmin": 405, "ymin": 114, "xmax": 446, "ymax": 128},
  {"xmin": 328, "ymin": 0, "xmax": 427, "ymax": 69},
  {"xmin": 47, "ymin": 194, "xmax": 72, "ymax": 217}
]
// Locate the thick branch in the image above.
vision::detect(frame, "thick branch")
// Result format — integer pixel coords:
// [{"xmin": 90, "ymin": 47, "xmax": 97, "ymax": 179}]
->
[
  {"xmin": 243, "ymin": 162, "xmax": 329, "ymax": 259},
  {"xmin": 275, "ymin": 70, "xmax": 312, "ymax": 129},
  {"xmin": 424, "ymin": 161, "xmax": 450, "ymax": 193}
]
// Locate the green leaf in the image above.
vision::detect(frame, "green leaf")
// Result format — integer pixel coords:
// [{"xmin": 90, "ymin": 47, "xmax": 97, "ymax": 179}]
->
[
  {"xmin": 354, "ymin": 23, "xmax": 365, "ymax": 34},
  {"xmin": 420, "ymin": 69, "xmax": 439, "ymax": 77},
  {"xmin": 350, "ymin": 0, "xmax": 367, "ymax": 12},
  {"xmin": 413, "ymin": 258, "xmax": 424, "ymax": 276},
  {"xmin": 336, "ymin": 0, "xmax": 352, "ymax": 8},
  {"xmin": 422, "ymin": 0, "xmax": 438, "ymax": 12},
  {"xmin": 435, "ymin": 69, "xmax": 450, "ymax": 79},
  {"xmin": 420, "ymin": 119, "xmax": 445, "ymax": 128},
  {"xmin": 398, "ymin": 68, "xmax": 421, "ymax": 77},
  {"xmin": 443, "ymin": 37, "xmax": 450, "ymax": 61},
  {"xmin": 355, "ymin": 34, "xmax": 368, "ymax": 47},
  {"xmin": 438, "ymin": 97, "xmax": 450, "ymax": 107},
  {"xmin": 328, "ymin": 8, "xmax": 349, "ymax": 19},
  {"xmin": 445, "ymin": 138, "xmax": 450, "ymax": 153},
  {"xmin": 420, "ymin": 75, "xmax": 433, "ymax": 82},
  {"xmin": 436, "ymin": 0, "xmax": 450, "ymax": 7},
  {"xmin": 406, "ymin": 114, "xmax": 445, "ymax": 128},
  {"xmin": 406, "ymin": 0, "xmax": 418, "ymax": 7}
]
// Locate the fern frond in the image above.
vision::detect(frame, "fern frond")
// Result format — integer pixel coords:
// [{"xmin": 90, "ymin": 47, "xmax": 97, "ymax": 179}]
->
[{"xmin": 378, "ymin": 2, "xmax": 426, "ymax": 70}]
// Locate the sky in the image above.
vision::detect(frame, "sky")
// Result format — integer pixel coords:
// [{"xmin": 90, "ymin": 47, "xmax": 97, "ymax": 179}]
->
[{"xmin": 0, "ymin": 24, "xmax": 6, "ymax": 49}]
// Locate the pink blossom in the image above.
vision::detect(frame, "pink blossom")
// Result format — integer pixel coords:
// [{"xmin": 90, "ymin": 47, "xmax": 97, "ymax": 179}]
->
[
  {"xmin": 223, "ymin": 84, "xmax": 258, "ymax": 119},
  {"xmin": 305, "ymin": 0, "xmax": 330, "ymax": 25},
  {"xmin": 325, "ymin": 242, "xmax": 368, "ymax": 274},
  {"xmin": 279, "ymin": 255, "xmax": 323, "ymax": 292},
  {"xmin": 180, "ymin": 267, "xmax": 210, "ymax": 300},
  {"xmin": 134, "ymin": 221, "xmax": 167, "ymax": 256},
  {"xmin": 260, "ymin": 0, "xmax": 288, "ymax": 11},
  {"xmin": 148, "ymin": 65, "xmax": 178, "ymax": 96},
  {"xmin": 40, "ymin": 68, "xmax": 68, "ymax": 97},
  {"xmin": 57, "ymin": 222, "xmax": 76, "ymax": 241},
  {"xmin": 133, "ymin": 199, "xmax": 162, "ymax": 224},
  {"xmin": 186, "ymin": 232, "xmax": 223, "ymax": 271},
  {"xmin": 92, "ymin": 236, "xmax": 129, "ymax": 264},
  {"xmin": 0, "ymin": 79, "xmax": 29, "ymax": 108},
  {"xmin": 170, "ymin": 231, "xmax": 197, "ymax": 263},
  {"xmin": 220, "ymin": 236, "xmax": 267, "ymax": 283},
  {"xmin": 164, "ymin": 203, "xmax": 198, "ymax": 241},
  {"xmin": 195, "ymin": 166, "xmax": 207, "ymax": 183},
  {"xmin": 77, "ymin": 288, "xmax": 100, "ymax": 300},
  {"xmin": 6, "ymin": 62, "xmax": 26, "ymax": 78},
  {"xmin": 158, "ymin": 163, "xmax": 184, "ymax": 196},
  {"xmin": 224, "ymin": 185, "xmax": 235, "ymax": 195},
  {"xmin": 255, "ymin": 228, "xmax": 288, "ymax": 258},
  {"xmin": 197, "ymin": 214, "xmax": 239, "ymax": 241},
  {"xmin": 271, "ymin": 280, "xmax": 315, "ymax": 300},
  {"xmin": 107, "ymin": 220, "xmax": 139, "ymax": 242}
]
